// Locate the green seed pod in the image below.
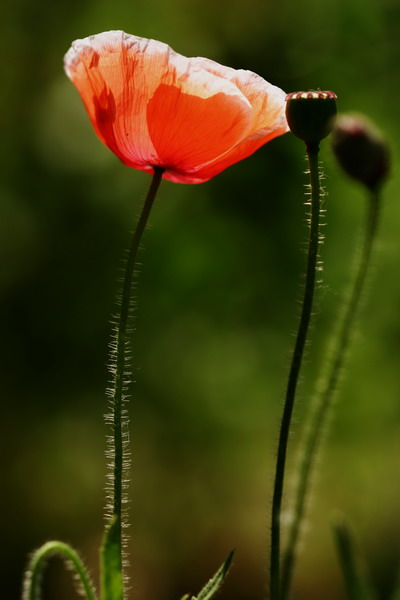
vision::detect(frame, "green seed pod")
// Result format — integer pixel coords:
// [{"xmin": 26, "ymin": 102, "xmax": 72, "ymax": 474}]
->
[
  {"xmin": 331, "ymin": 114, "xmax": 390, "ymax": 191},
  {"xmin": 285, "ymin": 91, "xmax": 337, "ymax": 151}
]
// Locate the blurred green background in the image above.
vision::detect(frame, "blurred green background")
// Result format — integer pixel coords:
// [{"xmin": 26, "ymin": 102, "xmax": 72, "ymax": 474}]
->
[{"xmin": 1, "ymin": 0, "xmax": 400, "ymax": 599}]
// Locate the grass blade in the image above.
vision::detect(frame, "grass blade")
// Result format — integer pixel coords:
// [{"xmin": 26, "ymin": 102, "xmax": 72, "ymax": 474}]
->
[
  {"xmin": 187, "ymin": 550, "xmax": 234, "ymax": 600},
  {"xmin": 333, "ymin": 517, "xmax": 376, "ymax": 600}
]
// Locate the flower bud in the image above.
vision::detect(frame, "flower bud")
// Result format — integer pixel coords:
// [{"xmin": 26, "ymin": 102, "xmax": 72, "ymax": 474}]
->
[
  {"xmin": 285, "ymin": 91, "xmax": 337, "ymax": 151},
  {"xmin": 331, "ymin": 114, "xmax": 390, "ymax": 191}
]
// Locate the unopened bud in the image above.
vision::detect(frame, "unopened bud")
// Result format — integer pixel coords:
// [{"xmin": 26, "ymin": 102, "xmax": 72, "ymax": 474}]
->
[
  {"xmin": 331, "ymin": 114, "xmax": 390, "ymax": 191},
  {"xmin": 285, "ymin": 91, "xmax": 337, "ymax": 151}
]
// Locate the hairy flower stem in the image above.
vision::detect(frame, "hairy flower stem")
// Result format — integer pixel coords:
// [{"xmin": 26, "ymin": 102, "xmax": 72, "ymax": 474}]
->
[
  {"xmin": 270, "ymin": 147, "xmax": 322, "ymax": 600},
  {"xmin": 103, "ymin": 167, "xmax": 163, "ymax": 600},
  {"xmin": 280, "ymin": 190, "xmax": 381, "ymax": 600},
  {"xmin": 23, "ymin": 541, "xmax": 97, "ymax": 600}
]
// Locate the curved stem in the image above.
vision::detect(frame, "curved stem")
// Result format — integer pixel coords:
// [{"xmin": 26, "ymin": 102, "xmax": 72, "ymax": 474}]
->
[
  {"xmin": 269, "ymin": 148, "xmax": 322, "ymax": 600},
  {"xmin": 280, "ymin": 190, "xmax": 380, "ymax": 600},
  {"xmin": 104, "ymin": 167, "xmax": 164, "ymax": 598},
  {"xmin": 23, "ymin": 540, "xmax": 97, "ymax": 600}
]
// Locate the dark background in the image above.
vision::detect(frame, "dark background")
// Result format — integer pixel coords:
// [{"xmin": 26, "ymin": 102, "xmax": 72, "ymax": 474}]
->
[{"xmin": 1, "ymin": 0, "xmax": 400, "ymax": 599}]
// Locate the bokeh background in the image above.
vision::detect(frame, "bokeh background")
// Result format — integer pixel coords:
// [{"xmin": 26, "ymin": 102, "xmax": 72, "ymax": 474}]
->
[{"xmin": 2, "ymin": 1, "xmax": 400, "ymax": 599}]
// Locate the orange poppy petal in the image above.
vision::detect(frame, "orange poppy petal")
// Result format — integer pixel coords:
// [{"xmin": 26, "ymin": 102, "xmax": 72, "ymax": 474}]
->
[
  {"xmin": 146, "ymin": 82, "xmax": 252, "ymax": 173},
  {"xmin": 177, "ymin": 125, "xmax": 288, "ymax": 183},
  {"xmin": 65, "ymin": 32, "xmax": 162, "ymax": 168},
  {"xmin": 64, "ymin": 32, "xmax": 254, "ymax": 174},
  {"xmin": 64, "ymin": 31, "xmax": 288, "ymax": 183},
  {"xmin": 192, "ymin": 58, "xmax": 288, "ymax": 139}
]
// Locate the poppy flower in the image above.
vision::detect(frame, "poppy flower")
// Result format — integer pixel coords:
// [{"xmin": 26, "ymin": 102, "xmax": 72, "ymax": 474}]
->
[{"xmin": 64, "ymin": 30, "xmax": 288, "ymax": 184}]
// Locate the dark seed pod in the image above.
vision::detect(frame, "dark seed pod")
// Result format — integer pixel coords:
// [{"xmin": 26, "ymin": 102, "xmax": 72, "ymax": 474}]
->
[{"xmin": 285, "ymin": 91, "xmax": 337, "ymax": 151}]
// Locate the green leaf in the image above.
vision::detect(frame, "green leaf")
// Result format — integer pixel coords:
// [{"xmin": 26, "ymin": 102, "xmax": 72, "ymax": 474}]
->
[
  {"xmin": 186, "ymin": 550, "xmax": 234, "ymax": 600},
  {"xmin": 333, "ymin": 517, "xmax": 376, "ymax": 600},
  {"xmin": 100, "ymin": 516, "xmax": 123, "ymax": 600}
]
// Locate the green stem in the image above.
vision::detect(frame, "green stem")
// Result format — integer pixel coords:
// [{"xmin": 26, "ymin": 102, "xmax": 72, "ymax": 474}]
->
[
  {"xmin": 280, "ymin": 190, "xmax": 380, "ymax": 600},
  {"xmin": 333, "ymin": 518, "xmax": 376, "ymax": 600},
  {"xmin": 23, "ymin": 540, "xmax": 97, "ymax": 600},
  {"xmin": 104, "ymin": 167, "xmax": 164, "ymax": 598},
  {"xmin": 269, "ymin": 147, "xmax": 322, "ymax": 600}
]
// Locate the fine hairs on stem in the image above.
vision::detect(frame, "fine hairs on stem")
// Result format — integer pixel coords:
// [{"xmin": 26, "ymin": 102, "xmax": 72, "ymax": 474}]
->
[
  {"xmin": 270, "ymin": 90, "xmax": 337, "ymax": 599},
  {"xmin": 23, "ymin": 541, "xmax": 97, "ymax": 600},
  {"xmin": 22, "ymin": 168, "xmax": 164, "ymax": 600},
  {"xmin": 280, "ymin": 108, "xmax": 390, "ymax": 599},
  {"xmin": 102, "ymin": 167, "xmax": 164, "ymax": 600},
  {"xmin": 280, "ymin": 188, "xmax": 381, "ymax": 600},
  {"xmin": 101, "ymin": 165, "xmax": 235, "ymax": 600},
  {"xmin": 269, "ymin": 144, "xmax": 323, "ymax": 600}
]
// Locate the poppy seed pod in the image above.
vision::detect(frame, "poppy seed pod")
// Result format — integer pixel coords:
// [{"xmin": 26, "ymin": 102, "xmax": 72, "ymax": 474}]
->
[
  {"xmin": 331, "ymin": 114, "xmax": 389, "ymax": 191},
  {"xmin": 64, "ymin": 30, "xmax": 289, "ymax": 184},
  {"xmin": 285, "ymin": 91, "xmax": 337, "ymax": 151}
]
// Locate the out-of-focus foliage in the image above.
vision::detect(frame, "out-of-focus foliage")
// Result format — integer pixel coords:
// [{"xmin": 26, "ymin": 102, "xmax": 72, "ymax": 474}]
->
[{"xmin": 1, "ymin": 1, "xmax": 399, "ymax": 599}]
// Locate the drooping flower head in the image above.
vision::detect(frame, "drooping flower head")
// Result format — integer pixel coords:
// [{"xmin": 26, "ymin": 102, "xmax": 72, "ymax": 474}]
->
[{"xmin": 64, "ymin": 31, "xmax": 288, "ymax": 184}]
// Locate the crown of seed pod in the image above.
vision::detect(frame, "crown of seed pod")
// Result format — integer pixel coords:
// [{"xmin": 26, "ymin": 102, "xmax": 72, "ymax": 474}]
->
[
  {"xmin": 285, "ymin": 91, "xmax": 337, "ymax": 151},
  {"xmin": 331, "ymin": 114, "xmax": 390, "ymax": 191}
]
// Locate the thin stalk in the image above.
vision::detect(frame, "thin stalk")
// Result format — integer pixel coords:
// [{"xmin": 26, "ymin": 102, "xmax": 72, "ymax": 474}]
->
[
  {"xmin": 23, "ymin": 540, "xmax": 97, "ymax": 600},
  {"xmin": 104, "ymin": 167, "xmax": 164, "ymax": 598},
  {"xmin": 333, "ymin": 518, "xmax": 376, "ymax": 600},
  {"xmin": 269, "ymin": 147, "xmax": 322, "ymax": 600},
  {"xmin": 281, "ymin": 190, "xmax": 380, "ymax": 600}
]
